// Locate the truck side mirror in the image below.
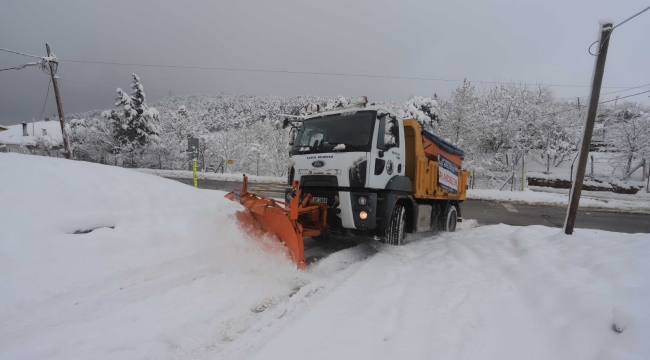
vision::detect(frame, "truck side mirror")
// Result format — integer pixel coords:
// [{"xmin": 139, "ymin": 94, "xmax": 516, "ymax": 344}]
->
[
  {"xmin": 282, "ymin": 118, "xmax": 290, "ymax": 129},
  {"xmin": 288, "ymin": 129, "xmax": 296, "ymax": 146}
]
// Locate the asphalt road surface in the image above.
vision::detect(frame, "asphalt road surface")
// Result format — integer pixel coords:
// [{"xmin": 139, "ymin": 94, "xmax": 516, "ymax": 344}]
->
[{"xmin": 167, "ymin": 177, "xmax": 650, "ymax": 234}]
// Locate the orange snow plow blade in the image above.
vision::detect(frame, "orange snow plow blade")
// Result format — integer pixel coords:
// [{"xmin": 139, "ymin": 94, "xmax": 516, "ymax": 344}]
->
[{"xmin": 225, "ymin": 176, "xmax": 328, "ymax": 270}]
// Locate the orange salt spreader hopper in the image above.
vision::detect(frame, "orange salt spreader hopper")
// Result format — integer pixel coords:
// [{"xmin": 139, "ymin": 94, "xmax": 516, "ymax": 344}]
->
[{"xmin": 225, "ymin": 175, "xmax": 328, "ymax": 270}]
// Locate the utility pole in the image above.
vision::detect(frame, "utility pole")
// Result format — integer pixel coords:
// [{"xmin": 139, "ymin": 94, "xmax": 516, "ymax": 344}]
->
[
  {"xmin": 564, "ymin": 21, "xmax": 612, "ymax": 234},
  {"xmin": 647, "ymin": 160, "xmax": 649, "ymax": 192},
  {"xmin": 521, "ymin": 150, "xmax": 525, "ymax": 191},
  {"xmin": 45, "ymin": 43, "xmax": 71, "ymax": 159}
]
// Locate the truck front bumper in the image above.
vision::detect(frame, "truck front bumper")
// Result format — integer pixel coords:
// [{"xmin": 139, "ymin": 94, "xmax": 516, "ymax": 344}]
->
[{"xmin": 289, "ymin": 188, "xmax": 378, "ymax": 231}]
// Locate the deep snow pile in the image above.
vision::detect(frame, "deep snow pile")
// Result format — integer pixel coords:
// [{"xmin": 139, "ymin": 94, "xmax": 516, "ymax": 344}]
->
[
  {"xmin": 0, "ymin": 153, "xmax": 304, "ymax": 359},
  {"xmin": 243, "ymin": 226, "xmax": 650, "ymax": 360},
  {"xmin": 2, "ymin": 153, "xmax": 650, "ymax": 360}
]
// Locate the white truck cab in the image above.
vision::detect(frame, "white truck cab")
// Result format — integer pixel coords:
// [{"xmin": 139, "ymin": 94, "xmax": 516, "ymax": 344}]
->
[
  {"xmin": 283, "ymin": 99, "xmax": 468, "ymax": 244},
  {"xmin": 285, "ymin": 104, "xmax": 412, "ymax": 235}
]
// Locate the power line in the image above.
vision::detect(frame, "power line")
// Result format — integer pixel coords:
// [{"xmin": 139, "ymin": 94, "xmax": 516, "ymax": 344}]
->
[
  {"xmin": 543, "ymin": 89, "xmax": 650, "ymax": 117},
  {"xmin": 0, "ymin": 62, "xmax": 40, "ymax": 72},
  {"xmin": 613, "ymin": 5, "xmax": 650, "ymax": 30},
  {"xmin": 599, "ymin": 89, "xmax": 650, "ymax": 103},
  {"xmin": 38, "ymin": 78, "xmax": 51, "ymax": 120},
  {"xmin": 0, "ymin": 47, "xmax": 45, "ymax": 59},
  {"xmin": 600, "ymin": 84, "xmax": 650, "ymax": 96},
  {"xmin": 58, "ymin": 58, "xmax": 641, "ymax": 89},
  {"xmin": 557, "ymin": 83, "xmax": 650, "ymax": 99},
  {"xmin": 589, "ymin": 5, "xmax": 650, "ymax": 56},
  {"xmin": 58, "ymin": 77, "xmax": 168, "ymax": 98}
]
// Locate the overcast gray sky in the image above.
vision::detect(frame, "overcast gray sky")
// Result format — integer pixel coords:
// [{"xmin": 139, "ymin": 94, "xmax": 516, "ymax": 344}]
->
[{"xmin": 1, "ymin": 0, "xmax": 648, "ymax": 125}]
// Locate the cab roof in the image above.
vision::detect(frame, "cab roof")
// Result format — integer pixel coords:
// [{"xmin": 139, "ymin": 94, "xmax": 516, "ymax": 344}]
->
[{"xmin": 302, "ymin": 105, "xmax": 397, "ymax": 120}]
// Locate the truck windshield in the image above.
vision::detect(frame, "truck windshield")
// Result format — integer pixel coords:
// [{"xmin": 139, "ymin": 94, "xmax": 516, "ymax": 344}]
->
[{"xmin": 292, "ymin": 111, "xmax": 375, "ymax": 154}]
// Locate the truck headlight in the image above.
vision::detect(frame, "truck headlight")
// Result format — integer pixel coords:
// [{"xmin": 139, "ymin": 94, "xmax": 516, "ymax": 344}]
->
[
  {"xmin": 359, "ymin": 211, "xmax": 368, "ymax": 220},
  {"xmin": 358, "ymin": 196, "xmax": 367, "ymax": 205}
]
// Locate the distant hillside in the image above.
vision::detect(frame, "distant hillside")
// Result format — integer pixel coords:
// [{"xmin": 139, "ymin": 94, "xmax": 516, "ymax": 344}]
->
[{"xmin": 70, "ymin": 93, "xmax": 402, "ymax": 131}]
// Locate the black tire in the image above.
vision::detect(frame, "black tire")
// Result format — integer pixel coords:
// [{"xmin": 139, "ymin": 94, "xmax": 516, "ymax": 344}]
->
[
  {"xmin": 383, "ymin": 204, "xmax": 406, "ymax": 245},
  {"xmin": 438, "ymin": 204, "xmax": 458, "ymax": 232}
]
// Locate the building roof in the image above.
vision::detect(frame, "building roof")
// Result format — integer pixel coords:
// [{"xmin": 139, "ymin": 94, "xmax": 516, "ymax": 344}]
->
[{"xmin": 0, "ymin": 120, "xmax": 67, "ymax": 147}]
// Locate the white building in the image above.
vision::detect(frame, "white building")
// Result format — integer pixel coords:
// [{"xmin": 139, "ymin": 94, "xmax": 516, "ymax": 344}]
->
[{"xmin": 0, "ymin": 119, "xmax": 67, "ymax": 155}]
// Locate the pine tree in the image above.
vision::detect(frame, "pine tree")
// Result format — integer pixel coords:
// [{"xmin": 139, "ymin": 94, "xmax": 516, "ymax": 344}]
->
[{"xmin": 111, "ymin": 74, "xmax": 161, "ymax": 148}]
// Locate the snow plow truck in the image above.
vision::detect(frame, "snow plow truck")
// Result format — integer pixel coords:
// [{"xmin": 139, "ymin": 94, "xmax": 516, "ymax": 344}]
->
[{"xmin": 226, "ymin": 97, "xmax": 469, "ymax": 269}]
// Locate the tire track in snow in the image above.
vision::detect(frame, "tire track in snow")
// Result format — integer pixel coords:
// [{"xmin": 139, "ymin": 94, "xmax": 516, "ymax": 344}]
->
[{"xmin": 214, "ymin": 242, "xmax": 380, "ymax": 359}]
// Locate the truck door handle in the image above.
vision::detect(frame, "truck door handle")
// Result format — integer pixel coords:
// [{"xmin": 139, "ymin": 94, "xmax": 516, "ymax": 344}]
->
[{"xmin": 374, "ymin": 159, "xmax": 385, "ymax": 175}]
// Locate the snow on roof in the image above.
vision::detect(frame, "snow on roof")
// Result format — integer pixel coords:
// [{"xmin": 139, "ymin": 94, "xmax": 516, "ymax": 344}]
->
[
  {"xmin": 303, "ymin": 105, "xmax": 393, "ymax": 120},
  {"xmin": 0, "ymin": 120, "xmax": 67, "ymax": 147},
  {"xmin": 0, "ymin": 125, "xmax": 8, "ymax": 130}
]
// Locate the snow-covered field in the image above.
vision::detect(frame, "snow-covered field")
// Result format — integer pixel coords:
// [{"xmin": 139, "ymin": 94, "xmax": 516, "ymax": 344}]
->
[
  {"xmin": 2, "ymin": 153, "xmax": 650, "ymax": 360},
  {"xmin": 468, "ymin": 188, "xmax": 650, "ymax": 214}
]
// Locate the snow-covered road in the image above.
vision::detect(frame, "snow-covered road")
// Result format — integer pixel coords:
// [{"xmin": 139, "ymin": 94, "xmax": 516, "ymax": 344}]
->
[{"xmin": 1, "ymin": 153, "xmax": 649, "ymax": 360}]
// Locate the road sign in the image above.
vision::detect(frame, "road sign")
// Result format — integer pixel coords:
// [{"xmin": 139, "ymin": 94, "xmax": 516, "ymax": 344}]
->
[
  {"xmin": 187, "ymin": 138, "xmax": 199, "ymax": 171},
  {"xmin": 227, "ymin": 159, "xmax": 234, "ymax": 165},
  {"xmin": 187, "ymin": 138, "xmax": 199, "ymax": 157},
  {"xmin": 438, "ymin": 154, "xmax": 459, "ymax": 194}
]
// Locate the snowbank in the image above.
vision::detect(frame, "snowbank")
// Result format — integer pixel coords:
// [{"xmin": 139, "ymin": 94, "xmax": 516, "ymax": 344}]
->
[
  {"xmin": 134, "ymin": 168, "xmax": 285, "ymax": 184},
  {"xmin": 242, "ymin": 225, "xmax": 650, "ymax": 360},
  {"xmin": 0, "ymin": 153, "xmax": 302, "ymax": 360},
  {"xmin": 468, "ymin": 188, "xmax": 650, "ymax": 214}
]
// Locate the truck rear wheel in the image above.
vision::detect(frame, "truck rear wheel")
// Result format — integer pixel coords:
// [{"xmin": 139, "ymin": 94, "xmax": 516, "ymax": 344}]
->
[
  {"xmin": 383, "ymin": 204, "xmax": 406, "ymax": 245},
  {"xmin": 438, "ymin": 204, "xmax": 457, "ymax": 232}
]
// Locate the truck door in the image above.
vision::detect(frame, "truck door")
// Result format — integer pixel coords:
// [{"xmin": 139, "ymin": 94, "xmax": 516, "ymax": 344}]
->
[{"xmin": 368, "ymin": 112, "xmax": 405, "ymax": 189}]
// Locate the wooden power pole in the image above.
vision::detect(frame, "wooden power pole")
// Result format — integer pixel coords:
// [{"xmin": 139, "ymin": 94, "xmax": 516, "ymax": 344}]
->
[
  {"xmin": 45, "ymin": 43, "xmax": 71, "ymax": 159},
  {"xmin": 564, "ymin": 22, "xmax": 613, "ymax": 234}
]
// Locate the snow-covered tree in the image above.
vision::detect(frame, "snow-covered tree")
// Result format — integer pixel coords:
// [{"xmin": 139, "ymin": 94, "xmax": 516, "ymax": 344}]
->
[
  {"xmin": 109, "ymin": 74, "xmax": 161, "ymax": 149},
  {"xmin": 401, "ymin": 95, "xmax": 441, "ymax": 131},
  {"xmin": 441, "ymin": 79, "xmax": 478, "ymax": 146},
  {"xmin": 606, "ymin": 102, "xmax": 650, "ymax": 176},
  {"xmin": 534, "ymin": 108, "xmax": 580, "ymax": 172}
]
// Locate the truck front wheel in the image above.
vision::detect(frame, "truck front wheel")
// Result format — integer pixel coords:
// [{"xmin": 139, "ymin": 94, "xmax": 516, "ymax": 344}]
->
[
  {"xmin": 383, "ymin": 204, "xmax": 406, "ymax": 245},
  {"xmin": 438, "ymin": 204, "xmax": 458, "ymax": 232}
]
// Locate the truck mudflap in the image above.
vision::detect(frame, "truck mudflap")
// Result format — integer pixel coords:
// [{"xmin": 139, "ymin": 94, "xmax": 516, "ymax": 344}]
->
[{"xmin": 225, "ymin": 176, "xmax": 328, "ymax": 270}]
